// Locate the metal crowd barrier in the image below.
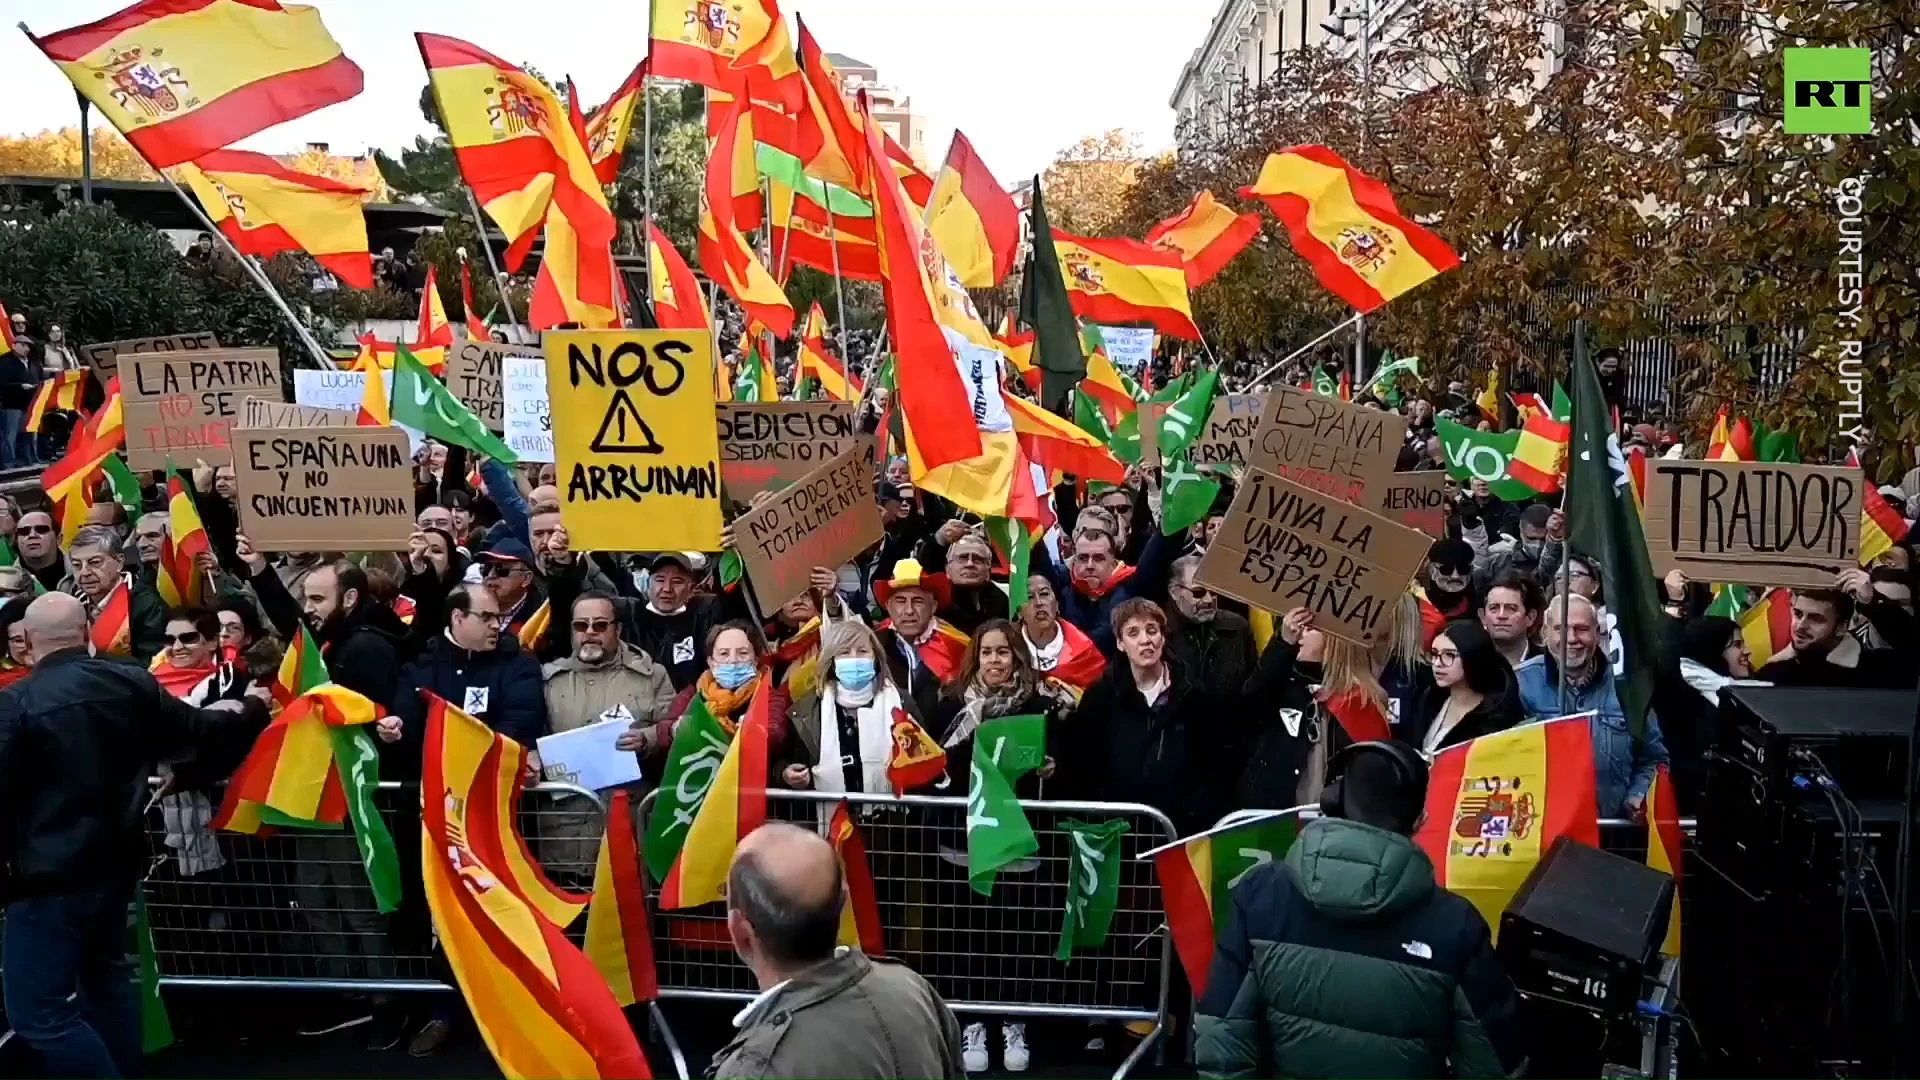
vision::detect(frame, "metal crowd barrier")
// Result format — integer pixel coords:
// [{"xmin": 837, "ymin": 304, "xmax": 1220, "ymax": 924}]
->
[{"xmin": 636, "ymin": 787, "xmax": 1180, "ymax": 1080}]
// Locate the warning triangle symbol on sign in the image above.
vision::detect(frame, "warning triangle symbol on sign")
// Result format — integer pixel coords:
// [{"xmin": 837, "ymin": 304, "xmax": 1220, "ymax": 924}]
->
[{"xmin": 589, "ymin": 388, "xmax": 665, "ymax": 455}]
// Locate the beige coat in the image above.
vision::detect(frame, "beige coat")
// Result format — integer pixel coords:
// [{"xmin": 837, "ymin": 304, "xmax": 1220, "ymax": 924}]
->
[
  {"xmin": 710, "ymin": 950, "xmax": 966, "ymax": 1080},
  {"xmin": 535, "ymin": 644, "xmax": 677, "ymax": 877}
]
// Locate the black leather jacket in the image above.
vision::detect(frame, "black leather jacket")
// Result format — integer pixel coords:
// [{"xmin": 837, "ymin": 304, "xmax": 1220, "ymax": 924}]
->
[{"xmin": 0, "ymin": 648, "xmax": 268, "ymax": 901}]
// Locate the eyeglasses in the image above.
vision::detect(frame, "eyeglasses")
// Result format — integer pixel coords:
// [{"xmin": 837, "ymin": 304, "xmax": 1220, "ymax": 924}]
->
[
  {"xmin": 465, "ymin": 610, "xmax": 506, "ymax": 627},
  {"xmin": 571, "ymin": 618, "xmax": 615, "ymax": 633},
  {"xmin": 17, "ymin": 524, "xmax": 51, "ymax": 537},
  {"xmin": 163, "ymin": 631, "xmax": 204, "ymax": 646},
  {"xmin": 1429, "ymin": 649, "xmax": 1462, "ymax": 664},
  {"xmin": 1173, "ymin": 582, "xmax": 1211, "ymax": 598}
]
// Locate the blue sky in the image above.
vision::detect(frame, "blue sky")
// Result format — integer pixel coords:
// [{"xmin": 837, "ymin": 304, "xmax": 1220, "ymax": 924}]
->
[{"xmin": 7, "ymin": 0, "xmax": 1215, "ymax": 182}]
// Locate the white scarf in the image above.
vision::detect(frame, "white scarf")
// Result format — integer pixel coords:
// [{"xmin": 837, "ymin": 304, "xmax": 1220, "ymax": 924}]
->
[{"xmin": 814, "ymin": 681, "xmax": 903, "ymax": 795}]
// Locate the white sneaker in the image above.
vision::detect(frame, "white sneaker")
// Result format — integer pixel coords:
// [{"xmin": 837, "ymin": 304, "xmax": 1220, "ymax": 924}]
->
[
  {"xmin": 1002, "ymin": 1022, "xmax": 1029, "ymax": 1072},
  {"xmin": 962, "ymin": 1022, "xmax": 989, "ymax": 1073}
]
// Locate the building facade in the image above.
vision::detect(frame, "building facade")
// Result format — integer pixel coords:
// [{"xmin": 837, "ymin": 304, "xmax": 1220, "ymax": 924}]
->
[
  {"xmin": 824, "ymin": 52, "xmax": 927, "ymax": 165},
  {"xmin": 1170, "ymin": 0, "xmax": 1347, "ymax": 142}
]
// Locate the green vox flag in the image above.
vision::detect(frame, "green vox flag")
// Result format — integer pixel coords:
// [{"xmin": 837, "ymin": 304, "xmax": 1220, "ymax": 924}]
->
[
  {"xmin": 984, "ymin": 516, "xmax": 1032, "ymax": 615},
  {"xmin": 719, "ymin": 548, "xmax": 745, "ymax": 589},
  {"xmin": 1018, "ymin": 182, "xmax": 1086, "ymax": 411},
  {"xmin": 1550, "ymin": 381, "xmax": 1573, "ymax": 422},
  {"xmin": 103, "ymin": 454, "xmax": 143, "ymax": 517},
  {"xmin": 1111, "ymin": 371, "xmax": 1192, "ymax": 465},
  {"xmin": 1755, "ymin": 421, "xmax": 1800, "ymax": 463},
  {"xmin": 1056, "ymin": 817, "xmax": 1129, "ymax": 961},
  {"xmin": 1156, "ymin": 368, "xmax": 1219, "ymax": 463},
  {"xmin": 329, "ymin": 725, "xmax": 403, "ymax": 913},
  {"xmin": 1565, "ymin": 326, "xmax": 1664, "ymax": 738},
  {"xmin": 1705, "ymin": 584, "xmax": 1747, "ymax": 619},
  {"xmin": 967, "ymin": 714, "xmax": 1046, "ymax": 896},
  {"xmin": 1206, "ymin": 815, "xmax": 1302, "ymax": 930},
  {"xmin": 0, "ymin": 534, "xmax": 15, "ymax": 567},
  {"xmin": 390, "ymin": 343, "xmax": 520, "ymax": 463},
  {"xmin": 1361, "ymin": 353, "xmax": 1421, "ymax": 404},
  {"xmin": 1072, "ymin": 388, "xmax": 1113, "ymax": 445},
  {"xmin": 755, "ymin": 143, "xmax": 874, "ymax": 218},
  {"xmin": 644, "ymin": 697, "xmax": 733, "ymax": 882},
  {"xmin": 1311, "ymin": 365, "xmax": 1337, "ymax": 397},
  {"xmin": 1161, "ymin": 452, "xmax": 1222, "ymax": 537},
  {"xmin": 1436, "ymin": 417, "xmax": 1535, "ymax": 502},
  {"xmin": 133, "ymin": 887, "xmax": 173, "ymax": 1053}
]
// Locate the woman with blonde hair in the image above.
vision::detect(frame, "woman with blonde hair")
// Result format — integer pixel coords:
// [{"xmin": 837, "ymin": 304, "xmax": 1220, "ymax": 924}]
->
[{"xmin": 783, "ymin": 616, "xmax": 939, "ymax": 794}]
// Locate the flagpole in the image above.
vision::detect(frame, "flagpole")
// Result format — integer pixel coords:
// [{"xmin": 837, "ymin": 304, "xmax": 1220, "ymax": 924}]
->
[
  {"xmin": 1246, "ymin": 313, "xmax": 1363, "ymax": 388},
  {"xmin": 1135, "ymin": 806, "xmax": 1313, "ymax": 861},
  {"xmin": 641, "ymin": 3, "xmax": 655, "ymax": 306},
  {"xmin": 461, "ymin": 188, "xmax": 523, "ymax": 341},
  {"xmin": 151, "ymin": 169, "xmax": 334, "ymax": 370},
  {"xmin": 1557, "ymin": 324, "xmax": 1581, "ymax": 715},
  {"xmin": 823, "ymin": 200, "xmax": 850, "ymax": 363}
]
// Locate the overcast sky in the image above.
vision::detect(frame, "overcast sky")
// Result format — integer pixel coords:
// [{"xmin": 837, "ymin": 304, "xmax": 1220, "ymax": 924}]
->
[{"xmin": 8, "ymin": 0, "xmax": 1217, "ymax": 182}]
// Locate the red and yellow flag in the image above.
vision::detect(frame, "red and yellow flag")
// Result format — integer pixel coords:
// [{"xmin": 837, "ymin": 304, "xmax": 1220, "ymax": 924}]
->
[
  {"xmin": 516, "ymin": 599, "xmax": 552, "ymax": 653},
  {"xmin": 647, "ymin": 223, "xmax": 712, "ymax": 332},
  {"xmin": 417, "ymin": 265, "xmax": 454, "ymax": 349},
  {"xmin": 768, "ymin": 182, "xmax": 881, "ymax": 282},
  {"xmin": 698, "ymin": 99, "xmax": 793, "ymax": 339},
  {"xmin": 1050, "ymin": 232, "xmax": 1201, "ymax": 341},
  {"xmin": 792, "ymin": 20, "xmax": 865, "ymax": 191},
  {"xmin": 1004, "ymin": 392, "xmax": 1124, "ymax": 485},
  {"xmin": 828, "ymin": 802, "xmax": 885, "ymax": 956},
  {"xmin": 173, "ymin": 150, "xmax": 372, "ymax": 288},
  {"xmin": 422, "ymin": 693, "xmax": 649, "ymax": 1079},
  {"xmin": 1646, "ymin": 765, "xmax": 1683, "ymax": 956},
  {"xmin": 886, "ymin": 709, "xmax": 947, "ymax": 795},
  {"xmin": 43, "ymin": 377, "xmax": 127, "ymax": 546},
  {"xmin": 0, "ymin": 301, "xmax": 15, "ymax": 354},
  {"xmin": 584, "ymin": 789, "xmax": 659, "ymax": 1007},
  {"xmin": 649, "ymin": 0, "xmax": 801, "ymax": 112},
  {"xmin": 926, "ymin": 131, "xmax": 1018, "ymax": 289},
  {"xmin": 584, "ymin": 60, "xmax": 646, "ymax": 185},
  {"xmin": 529, "ymin": 81, "xmax": 619, "ymax": 332},
  {"xmin": 91, "ymin": 579, "xmax": 133, "ymax": 658},
  {"xmin": 30, "ymin": 0, "xmax": 363, "ymax": 170},
  {"xmin": 1145, "ymin": 190, "xmax": 1262, "ymax": 287},
  {"xmin": 25, "ymin": 369, "xmax": 86, "ymax": 433},
  {"xmin": 155, "ymin": 462, "xmax": 209, "ymax": 609},
  {"xmin": 1738, "ymin": 588, "xmax": 1793, "ymax": 669},
  {"xmin": 211, "ymin": 635, "xmax": 381, "ymax": 834},
  {"xmin": 1414, "ymin": 715, "xmax": 1599, "ymax": 939},
  {"xmin": 658, "ymin": 682, "xmax": 770, "ymax": 910},
  {"xmin": 356, "ymin": 359, "xmax": 390, "ymax": 427},
  {"xmin": 1507, "ymin": 414, "xmax": 1570, "ymax": 494},
  {"xmin": 1860, "ymin": 485, "xmax": 1907, "ymax": 565},
  {"xmin": 1241, "ymin": 145, "xmax": 1460, "ymax": 314},
  {"xmin": 798, "ymin": 304, "xmax": 861, "ymax": 400},
  {"xmin": 460, "ymin": 258, "xmax": 490, "ymax": 341}
]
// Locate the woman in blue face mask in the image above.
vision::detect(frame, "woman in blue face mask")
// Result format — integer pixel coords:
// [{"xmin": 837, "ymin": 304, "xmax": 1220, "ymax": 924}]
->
[
  {"xmin": 676, "ymin": 621, "xmax": 792, "ymax": 756},
  {"xmin": 783, "ymin": 619, "xmax": 934, "ymax": 797}
]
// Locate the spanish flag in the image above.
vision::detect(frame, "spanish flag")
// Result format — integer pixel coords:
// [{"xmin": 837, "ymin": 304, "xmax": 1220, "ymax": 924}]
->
[
  {"xmin": 926, "ymin": 131, "xmax": 1019, "ymax": 289},
  {"xmin": 649, "ymin": 0, "xmax": 800, "ymax": 111},
  {"xmin": 529, "ymin": 81, "xmax": 620, "ymax": 332},
  {"xmin": 886, "ymin": 709, "xmax": 947, "ymax": 795},
  {"xmin": 829, "ymin": 802, "xmax": 886, "ymax": 956},
  {"xmin": 584, "ymin": 60, "xmax": 646, "ymax": 185},
  {"xmin": 1079, "ymin": 341, "xmax": 1138, "ymax": 426},
  {"xmin": 173, "ymin": 150, "xmax": 372, "ymax": 288},
  {"xmin": 30, "ymin": 0, "xmax": 363, "ymax": 170},
  {"xmin": 793, "ymin": 20, "xmax": 867, "ymax": 192},
  {"xmin": 1240, "ymin": 145, "xmax": 1460, "ymax": 314},
  {"xmin": 1151, "ymin": 814, "xmax": 1300, "ymax": 994},
  {"xmin": 996, "ymin": 318, "xmax": 1041, "ymax": 394},
  {"xmin": 1004, "ymin": 392, "xmax": 1125, "ymax": 485},
  {"xmin": 356, "ymin": 359, "xmax": 390, "ymax": 427},
  {"xmin": 43, "ymin": 386, "xmax": 127, "ymax": 547},
  {"xmin": 647, "ymin": 223, "xmax": 711, "ymax": 332},
  {"xmin": 0, "ymin": 301, "xmax": 15, "ymax": 355},
  {"xmin": 1507, "ymin": 413, "xmax": 1570, "ymax": 494},
  {"xmin": 460, "ymin": 257, "xmax": 489, "ymax": 341},
  {"xmin": 1145, "ymin": 190, "xmax": 1263, "ymax": 287},
  {"xmin": 155, "ymin": 462, "xmax": 209, "ymax": 609},
  {"xmin": 1705, "ymin": 409, "xmax": 1755, "ymax": 461},
  {"xmin": 704, "ymin": 88, "xmax": 768, "ymax": 232},
  {"xmin": 584, "ymin": 789, "xmax": 659, "ymax": 1007},
  {"xmin": 516, "ymin": 599, "xmax": 552, "ymax": 653},
  {"xmin": 798, "ymin": 304, "xmax": 862, "ymax": 400},
  {"xmin": 769, "ymin": 182, "xmax": 882, "ymax": 282},
  {"xmin": 1738, "ymin": 587, "xmax": 1793, "ymax": 669},
  {"xmin": 25, "ymin": 369, "xmax": 86, "ymax": 433},
  {"xmin": 1413, "ymin": 715, "xmax": 1599, "ymax": 940},
  {"xmin": 1645, "ymin": 765, "xmax": 1683, "ymax": 956},
  {"xmin": 657, "ymin": 681, "xmax": 770, "ymax": 910},
  {"xmin": 1860, "ymin": 484, "xmax": 1908, "ymax": 565},
  {"xmin": 90, "ymin": 374, "xmax": 126, "ymax": 448},
  {"xmin": 422, "ymin": 693, "xmax": 650, "ymax": 1079},
  {"xmin": 1049, "ymin": 231, "xmax": 1201, "ymax": 341},
  {"xmin": 91, "ymin": 578, "xmax": 133, "ymax": 658},
  {"xmin": 699, "ymin": 99, "xmax": 794, "ymax": 339}
]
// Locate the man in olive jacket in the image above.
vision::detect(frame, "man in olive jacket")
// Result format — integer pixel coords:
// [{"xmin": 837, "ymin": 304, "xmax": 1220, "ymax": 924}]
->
[
  {"xmin": 710, "ymin": 823, "xmax": 965, "ymax": 1080},
  {"xmin": 1196, "ymin": 743, "xmax": 1525, "ymax": 1079}
]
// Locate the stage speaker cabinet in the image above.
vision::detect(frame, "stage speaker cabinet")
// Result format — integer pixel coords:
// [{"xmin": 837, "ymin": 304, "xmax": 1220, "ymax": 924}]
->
[{"xmin": 1497, "ymin": 837, "xmax": 1674, "ymax": 1018}]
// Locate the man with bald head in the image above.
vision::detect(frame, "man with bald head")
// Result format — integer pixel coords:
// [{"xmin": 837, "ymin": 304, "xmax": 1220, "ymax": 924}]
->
[
  {"xmin": 2, "ymin": 593, "xmax": 269, "ymax": 1077},
  {"xmin": 712, "ymin": 823, "xmax": 965, "ymax": 1080}
]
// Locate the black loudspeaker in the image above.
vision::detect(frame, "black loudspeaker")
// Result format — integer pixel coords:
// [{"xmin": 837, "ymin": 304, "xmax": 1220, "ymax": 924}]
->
[{"xmin": 1497, "ymin": 837, "xmax": 1674, "ymax": 1018}]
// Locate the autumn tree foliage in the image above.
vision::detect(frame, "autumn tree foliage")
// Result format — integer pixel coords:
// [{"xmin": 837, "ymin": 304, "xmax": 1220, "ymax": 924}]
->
[
  {"xmin": 0, "ymin": 127, "xmax": 156, "ymax": 182},
  {"xmin": 1041, "ymin": 129, "xmax": 1145, "ymax": 236}
]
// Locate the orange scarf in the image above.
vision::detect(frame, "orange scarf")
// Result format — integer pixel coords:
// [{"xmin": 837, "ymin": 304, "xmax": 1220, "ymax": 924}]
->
[{"xmin": 695, "ymin": 669, "xmax": 762, "ymax": 734}]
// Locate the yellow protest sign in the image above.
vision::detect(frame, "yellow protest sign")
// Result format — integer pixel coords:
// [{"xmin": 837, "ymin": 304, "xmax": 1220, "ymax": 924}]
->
[{"xmin": 544, "ymin": 328, "xmax": 723, "ymax": 552}]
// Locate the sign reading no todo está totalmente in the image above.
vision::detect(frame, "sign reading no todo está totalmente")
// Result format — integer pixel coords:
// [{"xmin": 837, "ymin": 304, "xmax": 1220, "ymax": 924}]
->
[
  {"xmin": 735, "ymin": 439, "xmax": 883, "ymax": 609},
  {"xmin": 543, "ymin": 329, "xmax": 722, "ymax": 552}
]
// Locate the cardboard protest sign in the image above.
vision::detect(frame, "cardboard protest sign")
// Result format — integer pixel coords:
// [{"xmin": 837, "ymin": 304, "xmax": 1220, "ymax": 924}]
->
[
  {"xmin": 502, "ymin": 356, "xmax": 553, "ymax": 464},
  {"xmin": 78, "ymin": 332, "xmax": 221, "ymax": 381},
  {"xmin": 1644, "ymin": 460, "xmax": 1864, "ymax": 589},
  {"xmin": 1196, "ymin": 466, "xmax": 1432, "ymax": 646},
  {"xmin": 1188, "ymin": 393, "xmax": 1269, "ymax": 470},
  {"xmin": 718, "ymin": 402, "xmax": 861, "ymax": 499},
  {"xmin": 1378, "ymin": 471, "xmax": 1450, "ymax": 539},
  {"xmin": 1246, "ymin": 385, "xmax": 1407, "ymax": 505},
  {"xmin": 233, "ymin": 426, "xmax": 414, "ymax": 551},
  {"xmin": 122, "ymin": 349, "xmax": 282, "ymax": 469},
  {"xmin": 242, "ymin": 398, "xmax": 354, "ymax": 429},
  {"xmin": 293, "ymin": 368, "xmax": 368, "ymax": 413},
  {"xmin": 446, "ymin": 341, "xmax": 536, "ymax": 433},
  {"xmin": 544, "ymin": 329, "xmax": 721, "ymax": 552},
  {"xmin": 735, "ymin": 439, "xmax": 883, "ymax": 609}
]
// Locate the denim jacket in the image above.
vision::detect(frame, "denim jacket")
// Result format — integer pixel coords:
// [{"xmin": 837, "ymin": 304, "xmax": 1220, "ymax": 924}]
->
[{"xmin": 1513, "ymin": 655, "xmax": 1669, "ymax": 818}]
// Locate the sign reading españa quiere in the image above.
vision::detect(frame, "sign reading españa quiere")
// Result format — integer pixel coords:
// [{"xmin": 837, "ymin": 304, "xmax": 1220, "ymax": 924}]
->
[{"xmin": 543, "ymin": 329, "xmax": 722, "ymax": 552}]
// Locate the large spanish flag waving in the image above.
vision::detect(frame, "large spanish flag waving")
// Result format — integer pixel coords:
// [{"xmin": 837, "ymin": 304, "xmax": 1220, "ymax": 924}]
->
[
  {"xmin": 30, "ymin": 0, "xmax": 363, "ymax": 170},
  {"xmin": 657, "ymin": 681, "xmax": 770, "ymax": 910},
  {"xmin": 584, "ymin": 60, "xmax": 646, "ymax": 185},
  {"xmin": 155, "ymin": 462, "xmax": 209, "ymax": 609},
  {"xmin": 1413, "ymin": 715, "xmax": 1599, "ymax": 940},
  {"xmin": 926, "ymin": 131, "xmax": 1019, "ymax": 289},
  {"xmin": 798, "ymin": 303, "xmax": 862, "ymax": 400},
  {"xmin": 699, "ymin": 99, "xmax": 794, "ymax": 338},
  {"xmin": 1151, "ymin": 814, "xmax": 1300, "ymax": 995},
  {"xmin": 423, "ymin": 693, "xmax": 650, "ymax": 1079},
  {"xmin": 173, "ymin": 150, "xmax": 372, "ymax": 287},
  {"xmin": 1240, "ymin": 145, "xmax": 1460, "ymax": 314},
  {"xmin": 528, "ymin": 82, "xmax": 620, "ymax": 332},
  {"xmin": 584, "ymin": 788, "xmax": 659, "ymax": 1007},
  {"xmin": 1049, "ymin": 232, "xmax": 1201, "ymax": 341},
  {"xmin": 647, "ymin": 222, "xmax": 711, "ymax": 332},
  {"xmin": 1145, "ymin": 190, "xmax": 1263, "ymax": 287},
  {"xmin": 649, "ymin": 0, "xmax": 800, "ymax": 112},
  {"xmin": 1003, "ymin": 392, "xmax": 1125, "ymax": 485},
  {"xmin": 25, "ymin": 369, "xmax": 85, "ymax": 434}
]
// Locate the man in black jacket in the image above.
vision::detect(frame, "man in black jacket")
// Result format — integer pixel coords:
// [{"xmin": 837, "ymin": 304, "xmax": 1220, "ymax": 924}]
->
[
  {"xmin": 1165, "ymin": 555, "xmax": 1259, "ymax": 696},
  {"xmin": 394, "ymin": 584, "xmax": 547, "ymax": 752},
  {"xmin": 1, "ymin": 593, "xmax": 268, "ymax": 1077},
  {"xmin": 546, "ymin": 547, "xmax": 738, "ymax": 690},
  {"xmin": 1754, "ymin": 584, "xmax": 1914, "ymax": 689},
  {"xmin": 1197, "ymin": 742, "xmax": 1524, "ymax": 1079},
  {"xmin": 239, "ymin": 543, "xmax": 408, "ymax": 714}
]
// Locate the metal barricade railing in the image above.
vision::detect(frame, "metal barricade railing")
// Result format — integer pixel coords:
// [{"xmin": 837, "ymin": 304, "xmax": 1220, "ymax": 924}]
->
[
  {"xmin": 637, "ymin": 787, "xmax": 1179, "ymax": 1080},
  {"xmin": 138, "ymin": 779, "xmax": 605, "ymax": 992}
]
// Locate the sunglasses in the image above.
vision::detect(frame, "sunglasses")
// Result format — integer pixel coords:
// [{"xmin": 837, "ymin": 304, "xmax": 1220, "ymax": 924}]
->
[
  {"xmin": 17, "ymin": 524, "xmax": 52, "ymax": 536},
  {"xmin": 571, "ymin": 618, "xmax": 615, "ymax": 633},
  {"xmin": 163, "ymin": 631, "xmax": 205, "ymax": 646},
  {"xmin": 482, "ymin": 562, "xmax": 525, "ymax": 578}
]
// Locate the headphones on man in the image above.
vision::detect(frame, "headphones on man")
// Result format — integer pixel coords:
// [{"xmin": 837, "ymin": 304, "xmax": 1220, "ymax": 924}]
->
[{"xmin": 1319, "ymin": 740, "xmax": 1430, "ymax": 821}]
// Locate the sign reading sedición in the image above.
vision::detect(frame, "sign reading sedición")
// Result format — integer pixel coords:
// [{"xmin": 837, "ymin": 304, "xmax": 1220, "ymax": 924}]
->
[
  {"xmin": 1643, "ymin": 459, "xmax": 1864, "ymax": 589},
  {"xmin": 233, "ymin": 426, "xmax": 415, "ymax": 551},
  {"xmin": 736, "ymin": 439, "xmax": 883, "ymax": 609},
  {"xmin": 544, "ymin": 329, "xmax": 722, "ymax": 552},
  {"xmin": 718, "ymin": 402, "xmax": 860, "ymax": 499}
]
